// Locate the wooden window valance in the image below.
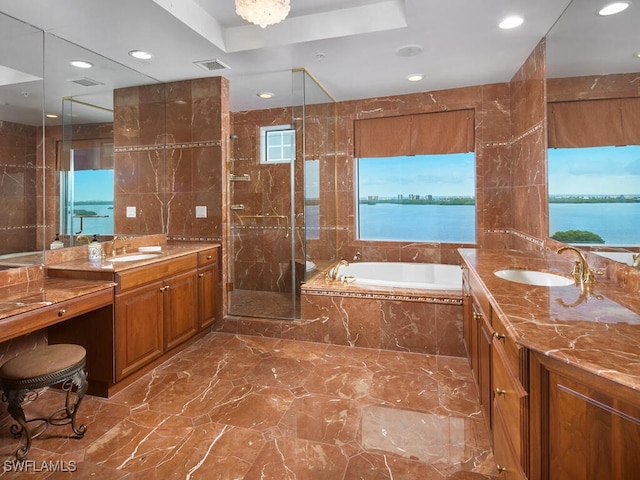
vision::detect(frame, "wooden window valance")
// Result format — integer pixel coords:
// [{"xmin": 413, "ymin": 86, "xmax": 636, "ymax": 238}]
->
[
  {"xmin": 548, "ymin": 98, "xmax": 640, "ymax": 148},
  {"xmin": 354, "ymin": 109, "xmax": 475, "ymax": 158}
]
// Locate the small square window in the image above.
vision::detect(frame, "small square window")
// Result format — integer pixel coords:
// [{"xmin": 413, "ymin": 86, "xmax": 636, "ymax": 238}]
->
[{"xmin": 260, "ymin": 125, "xmax": 295, "ymax": 164}]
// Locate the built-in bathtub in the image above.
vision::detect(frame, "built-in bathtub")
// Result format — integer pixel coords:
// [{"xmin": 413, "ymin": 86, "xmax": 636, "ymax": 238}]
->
[
  {"xmin": 336, "ymin": 262, "xmax": 462, "ymax": 290},
  {"xmin": 300, "ymin": 261, "xmax": 465, "ymax": 356}
]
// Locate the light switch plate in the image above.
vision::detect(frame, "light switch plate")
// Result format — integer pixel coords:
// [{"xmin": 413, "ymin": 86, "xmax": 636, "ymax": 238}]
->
[
  {"xmin": 195, "ymin": 206, "xmax": 207, "ymax": 218},
  {"xmin": 126, "ymin": 206, "xmax": 136, "ymax": 218}
]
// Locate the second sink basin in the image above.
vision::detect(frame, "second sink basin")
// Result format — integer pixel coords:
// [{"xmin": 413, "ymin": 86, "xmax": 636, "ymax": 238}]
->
[
  {"xmin": 109, "ymin": 253, "xmax": 161, "ymax": 263},
  {"xmin": 494, "ymin": 269, "xmax": 574, "ymax": 287}
]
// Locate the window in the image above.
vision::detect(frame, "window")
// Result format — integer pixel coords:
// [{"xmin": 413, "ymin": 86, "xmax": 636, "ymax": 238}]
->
[
  {"xmin": 357, "ymin": 153, "xmax": 476, "ymax": 242},
  {"xmin": 548, "ymin": 145, "xmax": 640, "ymax": 246},
  {"xmin": 354, "ymin": 110, "xmax": 476, "ymax": 242},
  {"xmin": 260, "ymin": 125, "xmax": 295, "ymax": 164}
]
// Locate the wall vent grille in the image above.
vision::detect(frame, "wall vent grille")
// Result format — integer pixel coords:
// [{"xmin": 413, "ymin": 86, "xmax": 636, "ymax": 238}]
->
[{"xmin": 70, "ymin": 77, "xmax": 104, "ymax": 87}]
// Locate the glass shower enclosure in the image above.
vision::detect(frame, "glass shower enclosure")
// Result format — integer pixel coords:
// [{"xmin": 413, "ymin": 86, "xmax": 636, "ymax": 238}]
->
[{"xmin": 226, "ymin": 69, "xmax": 337, "ymax": 320}]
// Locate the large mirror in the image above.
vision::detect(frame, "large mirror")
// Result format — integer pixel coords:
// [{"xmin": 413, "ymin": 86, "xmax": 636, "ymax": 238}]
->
[
  {"xmin": 546, "ymin": 0, "xmax": 640, "ymax": 264},
  {"xmin": 0, "ymin": 11, "xmax": 162, "ymax": 268}
]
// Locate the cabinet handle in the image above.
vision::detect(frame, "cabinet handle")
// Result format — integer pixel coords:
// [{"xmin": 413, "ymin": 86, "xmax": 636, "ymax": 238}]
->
[
  {"xmin": 57, "ymin": 308, "xmax": 67, "ymax": 317},
  {"xmin": 493, "ymin": 332, "xmax": 506, "ymax": 340},
  {"xmin": 160, "ymin": 286, "xmax": 171, "ymax": 292},
  {"xmin": 473, "ymin": 312, "xmax": 482, "ymax": 321},
  {"xmin": 496, "ymin": 464, "xmax": 507, "ymax": 473},
  {"xmin": 198, "ymin": 273, "xmax": 205, "ymax": 278},
  {"xmin": 206, "ymin": 255, "xmax": 212, "ymax": 260},
  {"xmin": 495, "ymin": 387, "xmax": 507, "ymax": 396}
]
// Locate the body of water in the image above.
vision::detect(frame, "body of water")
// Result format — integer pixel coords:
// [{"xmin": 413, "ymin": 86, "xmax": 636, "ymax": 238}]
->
[
  {"xmin": 72, "ymin": 203, "xmax": 114, "ymax": 235},
  {"xmin": 357, "ymin": 203, "xmax": 640, "ymax": 245}
]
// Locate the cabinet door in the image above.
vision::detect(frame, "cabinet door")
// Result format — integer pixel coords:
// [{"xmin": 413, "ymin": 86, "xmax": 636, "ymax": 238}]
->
[
  {"xmin": 479, "ymin": 317, "xmax": 493, "ymax": 428},
  {"xmin": 198, "ymin": 263, "xmax": 218, "ymax": 330},
  {"xmin": 115, "ymin": 282, "xmax": 163, "ymax": 381},
  {"xmin": 163, "ymin": 270, "xmax": 198, "ymax": 350}
]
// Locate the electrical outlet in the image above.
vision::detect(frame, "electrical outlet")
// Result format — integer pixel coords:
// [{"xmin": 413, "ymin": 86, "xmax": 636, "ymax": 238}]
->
[
  {"xmin": 195, "ymin": 206, "xmax": 207, "ymax": 218},
  {"xmin": 126, "ymin": 206, "xmax": 136, "ymax": 218}
]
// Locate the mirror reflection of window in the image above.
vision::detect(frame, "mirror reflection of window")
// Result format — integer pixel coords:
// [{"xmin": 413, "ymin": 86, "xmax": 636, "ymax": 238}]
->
[
  {"xmin": 548, "ymin": 145, "xmax": 640, "ymax": 246},
  {"xmin": 305, "ymin": 159, "xmax": 320, "ymax": 240},
  {"xmin": 59, "ymin": 141, "xmax": 114, "ymax": 237}
]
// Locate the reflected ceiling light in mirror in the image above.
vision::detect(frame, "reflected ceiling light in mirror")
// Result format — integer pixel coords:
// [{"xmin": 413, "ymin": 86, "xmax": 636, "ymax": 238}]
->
[
  {"xmin": 128, "ymin": 50, "xmax": 153, "ymax": 60},
  {"xmin": 498, "ymin": 15, "xmax": 524, "ymax": 29},
  {"xmin": 236, "ymin": 0, "xmax": 290, "ymax": 28},
  {"xmin": 45, "ymin": 113, "xmax": 58, "ymax": 119},
  {"xmin": 597, "ymin": 2, "xmax": 631, "ymax": 16},
  {"xmin": 257, "ymin": 92, "xmax": 275, "ymax": 99},
  {"xmin": 406, "ymin": 74, "xmax": 424, "ymax": 82},
  {"xmin": 70, "ymin": 60, "xmax": 93, "ymax": 69}
]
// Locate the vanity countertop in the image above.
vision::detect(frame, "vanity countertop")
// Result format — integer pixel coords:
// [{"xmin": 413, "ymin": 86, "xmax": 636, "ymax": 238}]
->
[
  {"xmin": 45, "ymin": 242, "xmax": 220, "ymax": 273},
  {"xmin": 458, "ymin": 248, "xmax": 640, "ymax": 392}
]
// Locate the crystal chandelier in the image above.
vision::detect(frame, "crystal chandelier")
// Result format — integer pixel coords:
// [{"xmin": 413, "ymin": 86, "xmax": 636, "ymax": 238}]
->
[{"xmin": 235, "ymin": 0, "xmax": 290, "ymax": 28}]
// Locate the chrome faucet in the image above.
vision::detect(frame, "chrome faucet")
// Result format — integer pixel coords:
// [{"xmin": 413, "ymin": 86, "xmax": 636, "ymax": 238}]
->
[
  {"xmin": 557, "ymin": 246, "xmax": 595, "ymax": 284},
  {"xmin": 326, "ymin": 259, "xmax": 349, "ymax": 281},
  {"xmin": 111, "ymin": 236, "xmax": 127, "ymax": 256}
]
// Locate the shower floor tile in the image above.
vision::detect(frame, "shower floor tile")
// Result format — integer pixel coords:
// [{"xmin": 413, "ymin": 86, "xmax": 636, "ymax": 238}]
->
[
  {"xmin": 0, "ymin": 333, "xmax": 496, "ymax": 479},
  {"xmin": 229, "ymin": 289, "xmax": 301, "ymax": 319}
]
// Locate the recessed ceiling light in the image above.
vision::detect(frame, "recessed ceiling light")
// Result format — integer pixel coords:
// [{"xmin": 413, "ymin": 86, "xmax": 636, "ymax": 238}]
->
[
  {"xmin": 499, "ymin": 15, "xmax": 524, "ymax": 29},
  {"xmin": 597, "ymin": 2, "xmax": 631, "ymax": 16},
  {"xmin": 70, "ymin": 60, "xmax": 93, "ymax": 69},
  {"xmin": 257, "ymin": 92, "xmax": 274, "ymax": 99},
  {"xmin": 406, "ymin": 74, "xmax": 424, "ymax": 82},
  {"xmin": 45, "ymin": 113, "xmax": 58, "ymax": 119},
  {"xmin": 396, "ymin": 44, "xmax": 423, "ymax": 57},
  {"xmin": 128, "ymin": 50, "xmax": 153, "ymax": 60},
  {"xmin": 633, "ymin": 51, "xmax": 640, "ymax": 58}
]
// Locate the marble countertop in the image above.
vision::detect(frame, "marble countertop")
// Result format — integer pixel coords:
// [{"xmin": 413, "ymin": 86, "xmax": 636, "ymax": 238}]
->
[
  {"xmin": 458, "ymin": 248, "xmax": 640, "ymax": 393},
  {"xmin": 46, "ymin": 242, "xmax": 220, "ymax": 273},
  {"xmin": 0, "ymin": 277, "xmax": 115, "ymax": 321}
]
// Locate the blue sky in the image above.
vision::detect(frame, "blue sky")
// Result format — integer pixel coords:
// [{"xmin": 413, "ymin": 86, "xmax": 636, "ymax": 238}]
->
[
  {"xmin": 74, "ymin": 170, "xmax": 114, "ymax": 202},
  {"xmin": 358, "ymin": 153, "xmax": 476, "ymax": 198},
  {"xmin": 548, "ymin": 145, "xmax": 640, "ymax": 195}
]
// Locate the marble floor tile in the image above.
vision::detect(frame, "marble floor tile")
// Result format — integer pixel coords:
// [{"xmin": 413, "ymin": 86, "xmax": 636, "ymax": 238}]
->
[{"xmin": 0, "ymin": 332, "xmax": 496, "ymax": 479}]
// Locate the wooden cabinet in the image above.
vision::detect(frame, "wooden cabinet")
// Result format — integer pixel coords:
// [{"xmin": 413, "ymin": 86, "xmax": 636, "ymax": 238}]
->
[
  {"xmin": 530, "ymin": 353, "xmax": 640, "ymax": 480},
  {"xmin": 197, "ymin": 248, "xmax": 219, "ymax": 330},
  {"xmin": 115, "ymin": 282, "xmax": 164, "ymax": 381},
  {"xmin": 163, "ymin": 270, "xmax": 198, "ymax": 350}
]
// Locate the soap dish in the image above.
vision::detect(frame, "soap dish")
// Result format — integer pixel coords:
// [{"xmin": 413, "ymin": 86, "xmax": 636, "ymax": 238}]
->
[{"xmin": 138, "ymin": 246, "xmax": 162, "ymax": 252}]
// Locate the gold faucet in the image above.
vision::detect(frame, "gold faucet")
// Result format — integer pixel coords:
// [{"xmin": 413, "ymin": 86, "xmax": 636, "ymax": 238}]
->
[
  {"xmin": 75, "ymin": 234, "xmax": 90, "ymax": 245},
  {"xmin": 326, "ymin": 259, "xmax": 349, "ymax": 281},
  {"xmin": 111, "ymin": 236, "xmax": 127, "ymax": 256},
  {"xmin": 557, "ymin": 246, "xmax": 595, "ymax": 284}
]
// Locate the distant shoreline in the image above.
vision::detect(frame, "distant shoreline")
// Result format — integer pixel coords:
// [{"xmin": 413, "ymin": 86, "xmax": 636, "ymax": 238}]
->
[{"xmin": 359, "ymin": 196, "xmax": 639, "ymax": 206}]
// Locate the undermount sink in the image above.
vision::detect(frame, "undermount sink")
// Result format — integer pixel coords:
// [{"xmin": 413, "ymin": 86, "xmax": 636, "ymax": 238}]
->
[
  {"xmin": 494, "ymin": 269, "xmax": 574, "ymax": 287},
  {"xmin": 109, "ymin": 253, "xmax": 161, "ymax": 263}
]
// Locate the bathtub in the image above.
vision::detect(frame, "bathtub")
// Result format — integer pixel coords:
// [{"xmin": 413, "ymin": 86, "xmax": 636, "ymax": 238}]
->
[{"xmin": 337, "ymin": 262, "xmax": 462, "ymax": 290}]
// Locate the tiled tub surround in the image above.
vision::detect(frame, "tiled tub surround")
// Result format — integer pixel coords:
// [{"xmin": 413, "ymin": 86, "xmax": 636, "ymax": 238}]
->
[
  {"xmin": 458, "ymin": 248, "xmax": 640, "ymax": 392},
  {"xmin": 0, "ymin": 333, "xmax": 496, "ymax": 479},
  {"xmin": 299, "ymin": 271, "xmax": 466, "ymax": 356}
]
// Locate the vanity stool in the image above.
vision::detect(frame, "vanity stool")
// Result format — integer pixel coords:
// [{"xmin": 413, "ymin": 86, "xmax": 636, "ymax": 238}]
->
[{"xmin": 0, "ymin": 344, "xmax": 88, "ymax": 460}]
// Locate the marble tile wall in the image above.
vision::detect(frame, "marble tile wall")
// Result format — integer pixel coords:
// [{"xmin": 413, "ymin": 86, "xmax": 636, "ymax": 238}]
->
[
  {"xmin": 113, "ymin": 77, "xmax": 228, "ymax": 241},
  {"xmin": 0, "ymin": 121, "xmax": 38, "ymax": 254}
]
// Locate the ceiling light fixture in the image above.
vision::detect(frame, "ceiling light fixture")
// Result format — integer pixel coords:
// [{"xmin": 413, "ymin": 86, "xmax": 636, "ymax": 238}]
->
[
  {"xmin": 235, "ymin": 0, "xmax": 290, "ymax": 28},
  {"xmin": 396, "ymin": 44, "xmax": 423, "ymax": 57},
  {"xmin": 498, "ymin": 15, "xmax": 524, "ymax": 29},
  {"xmin": 45, "ymin": 113, "xmax": 58, "ymax": 119},
  {"xmin": 70, "ymin": 60, "xmax": 93, "ymax": 69},
  {"xmin": 633, "ymin": 51, "xmax": 640, "ymax": 58},
  {"xmin": 597, "ymin": 2, "xmax": 631, "ymax": 16},
  {"xmin": 257, "ymin": 92, "xmax": 275, "ymax": 99},
  {"xmin": 129, "ymin": 50, "xmax": 153, "ymax": 60},
  {"xmin": 406, "ymin": 74, "xmax": 424, "ymax": 82}
]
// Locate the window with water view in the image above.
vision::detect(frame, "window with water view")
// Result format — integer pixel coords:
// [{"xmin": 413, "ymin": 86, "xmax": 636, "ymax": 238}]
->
[
  {"xmin": 548, "ymin": 145, "xmax": 640, "ymax": 246},
  {"xmin": 357, "ymin": 153, "xmax": 476, "ymax": 242}
]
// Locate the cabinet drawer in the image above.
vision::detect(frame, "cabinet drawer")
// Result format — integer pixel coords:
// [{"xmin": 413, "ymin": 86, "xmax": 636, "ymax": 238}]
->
[
  {"xmin": 492, "ymin": 314, "xmax": 522, "ymax": 375},
  {"xmin": 116, "ymin": 255, "xmax": 197, "ymax": 292},
  {"xmin": 493, "ymin": 409, "xmax": 527, "ymax": 480},
  {"xmin": 198, "ymin": 248, "xmax": 218, "ymax": 267},
  {"xmin": 492, "ymin": 341, "xmax": 527, "ymax": 460}
]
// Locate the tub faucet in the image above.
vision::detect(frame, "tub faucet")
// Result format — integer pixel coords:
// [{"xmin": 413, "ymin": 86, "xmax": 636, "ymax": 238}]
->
[
  {"xmin": 326, "ymin": 259, "xmax": 349, "ymax": 281},
  {"xmin": 557, "ymin": 246, "xmax": 595, "ymax": 284}
]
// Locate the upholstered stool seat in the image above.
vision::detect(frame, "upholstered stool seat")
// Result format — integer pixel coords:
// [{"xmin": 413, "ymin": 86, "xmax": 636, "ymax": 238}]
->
[{"xmin": 0, "ymin": 344, "xmax": 88, "ymax": 460}]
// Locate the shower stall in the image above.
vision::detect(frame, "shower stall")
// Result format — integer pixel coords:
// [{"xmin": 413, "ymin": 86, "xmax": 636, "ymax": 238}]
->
[{"xmin": 226, "ymin": 69, "xmax": 337, "ymax": 320}]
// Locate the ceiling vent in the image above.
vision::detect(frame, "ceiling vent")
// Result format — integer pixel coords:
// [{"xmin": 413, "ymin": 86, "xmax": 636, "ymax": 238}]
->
[
  {"xmin": 193, "ymin": 59, "xmax": 230, "ymax": 72},
  {"xmin": 70, "ymin": 77, "xmax": 104, "ymax": 87}
]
